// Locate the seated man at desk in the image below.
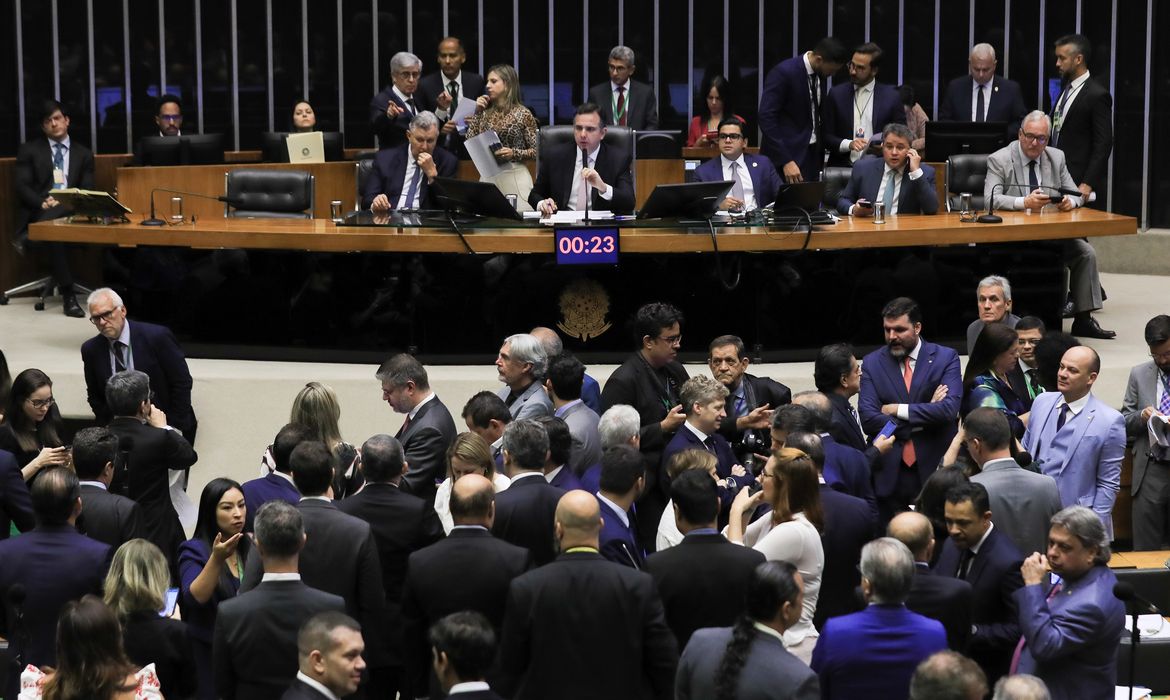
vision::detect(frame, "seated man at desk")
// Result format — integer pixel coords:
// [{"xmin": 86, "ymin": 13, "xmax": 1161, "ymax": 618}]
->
[
  {"xmin": 693, "ymin": 117, "xmax": 780, "ymax": 212},
  {"xmin": 836, "ymin": 123, "xmax": 937, "ymax": 217},
  {"xmin": 364, "ymin": 111, "xmax": 458, "ymax": 212},
  {"xmin": 529, "ymin": 102, "xmax": 635, "ymax": 216}
]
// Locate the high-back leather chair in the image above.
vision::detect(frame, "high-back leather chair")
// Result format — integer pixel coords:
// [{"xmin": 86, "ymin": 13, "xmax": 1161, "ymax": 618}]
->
[
  {"xmin": 821, "ymin": 166, "xmax": 853, "ymax": 210},
  {"xmin": 224, "ymin": 169, "xmax": 315, "ymax": 219},
  {"xmin": 354, "ymin": 153, "xmax": 377, "ymax": 210},
  {"xmin": 946, "ymin": 154, "xmax": 990, "ymax": 212},
  {"xmin": 537, "ymin": 125, "xmax": 636, "ymax": 193}
]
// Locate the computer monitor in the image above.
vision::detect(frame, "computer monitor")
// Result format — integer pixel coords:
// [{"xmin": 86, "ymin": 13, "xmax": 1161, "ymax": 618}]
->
[
  {"xmin": 137, "ymin": 136, "xmax": 183, "ymax": 166},
  {"xmin": 183, "ymin": 133, "xmax": 225, "ymax": 165},
  {"xmin": 431, "ymin": 177, "xmax": 524, "ymax": 220},
  {"xmin": 925, "ymin": 121, "xmax": 1009, "ymax": 162},
  {"xmin": 636, "ymin": 180, "xmax": 734, "ymax": 220}
]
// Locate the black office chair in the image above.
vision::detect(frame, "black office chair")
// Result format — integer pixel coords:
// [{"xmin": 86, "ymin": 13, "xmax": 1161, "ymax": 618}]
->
[
  {"xmin": 537, "ymin": 125, "xmax": 636, "ymax": 194},
  {"xmin": 821, "ymin": 166, "xmax": 853, "ymax": 211},
  {"xmin": 354, "ymin": 155, "xmax": 377, "ymax": 210},
  {"xmin": 224, "ymin": 169, "xmax": 315, "ymax": 219},
  {"xmin": 946, "ymin": 153, "xmax": 989, "ymax": 212},
  {"xmin": 635, "ymin": 131, "xmax": 681, "ymax": 159}
]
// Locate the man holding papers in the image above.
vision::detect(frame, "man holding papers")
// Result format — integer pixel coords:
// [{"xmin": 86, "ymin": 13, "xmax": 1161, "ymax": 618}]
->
[
  {"xmin": 364, "ymin": 111, "xmax": 458, "ymax": 212},
  {"xmin": 529, "ymin": 103, "xmax": 635, "ymax": 216}
]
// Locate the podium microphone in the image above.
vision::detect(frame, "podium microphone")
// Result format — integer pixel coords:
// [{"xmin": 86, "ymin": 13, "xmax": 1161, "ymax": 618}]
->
[
  {"xmin": 581, "ymin": 147, "xmax": 591, "ymax": 223},
  {"xmin": 141, "ymin": 187, "xmax": 245, "ymax": 226}
]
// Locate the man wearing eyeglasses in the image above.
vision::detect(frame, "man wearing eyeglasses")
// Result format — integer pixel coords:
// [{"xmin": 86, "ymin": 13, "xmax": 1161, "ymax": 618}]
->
[
  {"xmin": 692, "ymin": 118, "xmax": 781, "ymax": 212},
  {"xmin": 80, "ymin": 287, "xmax": 198, "ymax": 444},
  {"xmin": 588, "ymin": 45, "xmax": 658, "ymax": 130},
  {"xmin": 983, "ymin": 110, "xmax": 1113, "ymax": 339},
  {"xmin": 822, "ymin": 43, "xmax": 906, "ymax": 167},
  {"xmin": 1123, "ymin": 315, "xmax": 1170, "ymax": 550},
  {"xmin": 370, "ymin": 51, "xmax": 427, "ymax": 150}
]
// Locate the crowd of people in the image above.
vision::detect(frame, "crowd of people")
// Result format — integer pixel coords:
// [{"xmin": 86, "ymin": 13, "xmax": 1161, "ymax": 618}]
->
[{"xmin": 1, "ymin": 268, "xmax": 1166, "ymax": 699}]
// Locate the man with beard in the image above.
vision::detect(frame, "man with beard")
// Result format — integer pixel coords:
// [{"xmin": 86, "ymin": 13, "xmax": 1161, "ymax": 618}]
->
[
  {"xmin": 822, "ymin": 42, "xmax": 906, "ymax": 167},
  {"xmin": 1123, "ymin": 315, "xmax": 1170, "ymax": 549}
]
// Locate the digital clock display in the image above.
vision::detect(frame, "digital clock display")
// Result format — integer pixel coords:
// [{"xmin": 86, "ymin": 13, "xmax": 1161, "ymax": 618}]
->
[{"xmin": 554, "ymin": 226, "xmax": 619, "ymax": 265}]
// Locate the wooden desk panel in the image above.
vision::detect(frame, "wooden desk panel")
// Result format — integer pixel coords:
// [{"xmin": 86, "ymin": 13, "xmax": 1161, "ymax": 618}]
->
[{"xmin": 1110, "ymin": 551, "xmax": 1170, "ymax": 569}]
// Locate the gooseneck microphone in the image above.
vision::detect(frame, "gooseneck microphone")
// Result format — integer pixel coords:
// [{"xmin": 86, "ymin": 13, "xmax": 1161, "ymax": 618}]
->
[
  {"xmin": 140, "ymin": 187, "xmax": 245, "ymax": 226},
  {"xmin": 1113, "ymin": 581, "xmax": 1166, "ymax": 615}
]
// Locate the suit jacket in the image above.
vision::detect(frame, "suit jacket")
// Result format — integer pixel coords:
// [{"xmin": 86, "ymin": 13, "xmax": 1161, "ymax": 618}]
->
[
  {"xmin": 758, "ymin": 55, "xmax": 826, "ymax": 175},
  {"xmin": 370, "ymin": 87, "xmax": 421, "ymax": 150},
  {"xmin": 821, "ymin": 435, "xmax": 878, "ymax": 519},
  {"xmin": 496, "ymin": 381, "xmax": 553, "ymax": 420},
  {"xmin": 582, "ymin": 373, "xmax": 603, "ymax": 414},
  {"xmin": 548, "ymin": 465, "xmax": 584, "ymax": 491},
  {"xmin": 82, "ymin": 320, "xmax": 198, "ymax": 439},
  {"xmin": 810, "ymin": 603, "xmax": 947, "ymax": 700},
  {"xmin": 836, "ymin": 156, "xmax": 939, "ymax": 215},
  {"xmin": 1014, "ymin": 564, "xmax": 1124, "ymax": 700},
  {"xmin": 491, "ymin": 474, "xmax": 565, "ymax": 566},
  {"xmin": 1004, "ymin": 364, "xmax": 1039, "ymax": 413},
  {"xmin": 984, "ymin": 142, "xmax": 1083, "ymax": 212},
  {"xmin": 240, "ymin": 471, "xmax": 300, "ymax": 532},
  {"xmin": 967, "ymin": 313, "xmax": 1022, "ymax": 357},
  {"xmin": 937, "ymin": 75, "xmax": 1028, "ymax": 132},
  {"xmin": 934, "ymin": 526, "xmax": 1024, "ymax": 680},
  {"xmin": 814, "ymin": 484, "xmax": 877, "ymax": 628},
  {"xmin": 418, "ymin": 70, "xmax": 487, "ymax": 154},
  {"xmin": 77, "ymin": 482, "xmax": 144, "ymax": 548},
  {"xmin": 827, "ymin": 391, "xmax": 867, "ymax": 451},
  {"xmin": 0, "ymin": 450, "xmax": 33, "ymax": 539},
  {"xmin": 1123, "ymin": 360, "xmax": 1164, "ymax": 501},
  {"xmin": 589, "ymin": 80, "xmax": 659, "ymax": 130},
  {"xmin": 281, "ymin": 679, "xmax": 331, "ymax": 700},
  {"xmin": 13, "ymin": 136, "xmax": 96, "ymax": 232},
  {"xmin": 971, "ymin": 457, "xmax": 1063, "ymax": 555},
  {"xmin": 361, "ymin": 142, "xmax": 458, "ymax": 210},
  {"xmin": 906, "ymin": 563, "xmax": 974, "ymax": 651},
  {"xmin": 644, "ymin": 532, "xmax": 766, "ymax": 648},
  {"xmin": 0, "ymin": 525, "xmax": 111, "ymax": 698},
  {"xmin": 527, "ymin": 141, "xmax": 635, "ymax": 214},
  {"xmin": 822, "ymin": 81, "xmax": 906, "ymax": 167},
  {"xmin": 396, "ymin": 395, "xmax": 458, "ymax": 505},
  {"xmin": 214, "ymin": 579, "xmax": 345, "ymax": 700},
  {"xmin": 557, "ymin": 400, "xmax": 601, "ymax": 475},
  {"xmin": 858, "ymin": 340, "xmax": 963, "ymax": 496},
  {"xmin": 1051, "ymin": 76, "xmax": 1113, "ymax": 193},
  {"xmin": 1021, "ymin": 392, "xmax": 1125, "ymax": 539},
  {"xmin": 121, "ymin": 611, "xmax": 198, "ymax": 700},
  {"xmin": 693, "ymin": 153, "xmax": 782, "ymax": 209},
  {"xmin": 498, "ymin": 551, "xmax": 678, "ymax": 700},
  {"xmin": 676, "ymin": 625, "xmax": 819, "ymax": 700},
  {"xmin": 402, "ymin": 527, "xmax": 531, "ymax": 697},
  {"xmin": 598, "ymin": 496, "xmax": 646, "ymax": 569},
  {"xmin": 714, "ymin": 374, "xmax": 792, "ymax": 449},
  {"xmin": 106, "ymin": 415, "xmax": 198, "ymax": 561},
  {"xmin": 662, "ymin": 425, "xmax": 740, "ymax": 484}
]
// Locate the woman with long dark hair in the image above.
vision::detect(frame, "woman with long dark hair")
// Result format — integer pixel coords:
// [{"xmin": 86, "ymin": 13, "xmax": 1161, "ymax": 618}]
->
[
  {"xmin": 0, "ymin": 368, "xmax": 69, "ymax": 481},
  {"xmin": 177, "ymin": 478, "xmax": 251, "ymax": 699},
  {"xmin": 962, "ymin": 322, "xmax": 1029, "ymax": 438},
  {"xmin": 290, "ymin": 100, "xmax": 317, "ymax": 132},
  {"xmin": 38, "ymin": 595, "xmax": 157, "ymax": 700},
  {"xmin": 915, "ymin": 465, "xmax": 970, "ymax": 566},
  {"xmin": 687, "ymin": 74, "xmax": 742, "ymax": 147}
]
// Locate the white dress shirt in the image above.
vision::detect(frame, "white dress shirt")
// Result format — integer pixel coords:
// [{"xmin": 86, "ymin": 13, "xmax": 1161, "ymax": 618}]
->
[
  {"xmin": 565, "ymin": 144, "xmax": 614, "ymax": 209},
  {"xmin": 841, "ymin": 79, "xmax": 875, "ymax": 163},
  {"xmin": 434, "ymin": 71, "xmax": 465, "ymax": 120},
  {"xmin": 48, "ymin": 135, "xmax": 72, "ymax": 187},
  {"xmin": 720, "ymin": 154, "xmax": 757, "ymax": 211},
  {"xmin": 108, "ymin": 319, "xmax": 135, "ymax": 373},
  {"xmin": 397, "ymin": 149, "xmax": 423, "ymax": 209},
  {"xmin": 970, "ymin": 80, "xmax": 994, "ymax": 122},
  {"xmin": 803, "ymin": 53, "xmax": 820, "ymax": 145},
  {"xmin": 895, "ymin": 337, "xmax": 924, "ymax": 420}
]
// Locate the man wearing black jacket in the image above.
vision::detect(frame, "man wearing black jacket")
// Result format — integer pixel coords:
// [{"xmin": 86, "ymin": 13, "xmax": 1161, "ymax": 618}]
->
[
  {"xmin": 73, "ymin": 426, "xmax": 143, "ymax": 548},
  {"xmin": 529, "ymin": 103, "xmax": 635, "ymax": 215},
  {"xmin": 708, "ymin": 334, "xmax": 791, "ymax": 465}
]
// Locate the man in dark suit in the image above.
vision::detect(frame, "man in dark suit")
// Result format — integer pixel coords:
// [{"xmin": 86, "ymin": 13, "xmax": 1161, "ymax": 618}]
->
[
  {"xmin": 73, "ymin": 426, "xmax": 143, "ymax": 547},
  {"xmin": 544, "ymin": 356, "xmax": 601, "ymax": 475},
  {"xmin": 0, "ymin": 467, "xmax": 111, "ymax": 700},
  {"xmin": 530, "ymin": 326, "xmax": 603, "ymax": 414},
  {"xmin": 933, "ymin": 483, "xmax": 1024, "ymax": 684},
  {"xmin": 104, "ymin": 369, "xmax": 198, "ymax": 571},
  {"xmin": 588, "ymin": 45, "xmax": 658, "ymax": 130},
  {"xmin": 815, "ymin": 343, "xmax": 896, "ymax": 470},
  {"xmin": 791, "ymin": 392, "xmax": 877, "ymax": 516},
  {"xmin": 421, "ymin": 37, "xmax": 486, "ymax": 156},
  {"xmin": 597, "ymin": 444, "xmax": 648, "ymax": 569},
  {"xmin": 662, "ymin": 376, "xmax": 751, "ymax": 496},
  {"xmin": 462, "ymin": 391, "xmax": 512, "ymax": 468},
  {"xmin": 837, "ymin": 124, "xmax": 938, "ymax": 216},
  {"xmin": 492, "ymin": 419, "xmax": 565, "ymax": 565},
  {"xmin": 403, "ymin": 475, "xmax": 530, "ymax": 698},
  {"xmin": 370, "ymin": 51, "xmax": 426, "ymax": 149},
  {"xmin": 240, "ymin": 423, "xmax": 308, "ymax": 532},
  {"xmin": 1123, "ymin": 315, "xmax": 1170, "ymax": 550},
  {"xmin": 644, "ymin": 470, "xmax": 765, "ymax": 648},
  {"xmin": 1050, "ymin": 34, "xmax": 1113, "ymax": 205},
  {"xmin": 364, "ymin": 111, "xmax": 457, "ymax": 211},
  {"xmin": 282, "ymin": 612, "xmax": 367, "ymax": 700},
  {"xmin": 0, "ymin": 449, "xmax": 33, "ymax": 539},
  {"xmin": 529, "ymin": 102, "xmax": 635, "ymax": 215},
  {"xmin": 601, "ymin": 302, "xmax": 689, "ymax": 549},
  {"xmin": 13, "ymin": 99, "xmax": 94, "ymax": 317},
  {"xmin": 693, "ymin": 118, "xmax": 782, "ymax": 211},
  {"xmin": 707, "ymin": 334, "xmax": 790, "ymax": 468},
  {"xmin": 498, "ymin": 490, "xmax": 678, "ymax": 699},
  {"xmin": 938, "ymin": 43, "xmax": 1028, "ymax": 133},
  {"xmin": 965, "ymin": 275, "xmax": 1022, "ymax": 357},
  {"xmin": 1007, "ymin": 316, "xmax": 1047, "ymax": 411},
  {"xmin": 858, "ymin": 297, "xmax": 962, "ymax": 521},
  {"xmin": 336, "ymin": 434, "xmax": 442, "ymax": 696},
  {"xmin": 215, "ymin": 501, "xmax": 346, "ymax": 700},
  {"xmin": 758, "ymin": 37, "xmax": 849, "ymax": 183},
  {"xmin": 823, "ymin": 43, "xmax": 906, "ymax": 167},
  {"xmin": 430, "ymin": 611, "xmax": 508, "ymax": 700},
  {"xmin": 537, "ymin": 416, "xmax": 585, "ymax": 491},
  {"xmin": 887, "ymin": 511, "xmax": 974, "ymax": 651},
  {"xmin": 377, "ymin": 353, "xmax": 458, "ymax": 505},
  {"xmin": 82, "ymin": 287, "xmax": 198, "ymax": 441}
]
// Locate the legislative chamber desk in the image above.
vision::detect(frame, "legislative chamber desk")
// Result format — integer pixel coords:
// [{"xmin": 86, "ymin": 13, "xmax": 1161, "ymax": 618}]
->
[{"xmin": 30, "ymin": 206, "xmax": 1135, "ymax": 361}]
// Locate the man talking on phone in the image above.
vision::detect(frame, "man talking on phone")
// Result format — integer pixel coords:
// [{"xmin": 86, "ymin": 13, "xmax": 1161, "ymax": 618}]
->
[{"xmin": 836, "ymin": 123, "xmax": 938, "ymax": 216}]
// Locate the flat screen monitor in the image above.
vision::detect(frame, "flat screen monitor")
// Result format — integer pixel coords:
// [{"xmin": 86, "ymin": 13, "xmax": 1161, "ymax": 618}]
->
[
  {"xmin": 636, "ymin": 180, "xmax": 734, "ymax": 220},
  {"xmin": 431, "ymin": 177, "xmax": 524, "ymax": 220},
  {"xmin": 262, "ymin": 131, "xmax": 345, "ymax": 162},
  {"xmin": 183, "ymin": 133, "xmax": 225, "ymax": 165},
  {"xmin": 774, "ymin": 181, "xmax": 826, "ymax": 211},
  {"xmin": 925, "ymin": 121, "xmax": 1009, "ymax": 162},
  {"xmin": 138, "ymin": 136, "xmax": 183, "ymax": 166}
]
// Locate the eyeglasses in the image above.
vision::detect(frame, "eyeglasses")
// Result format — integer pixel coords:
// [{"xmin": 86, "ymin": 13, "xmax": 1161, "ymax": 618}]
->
[
  {"xmin": 1020, "ymin": 132, "xmax": 1049, "ymax": 144},
  {"xmin": 657, "ymin": 334, "xmax": 682, "ymax": 346},
  {"xmin": 89, "ymin": 308, "xmax": 119, "ymax": 325},
  {"xmin": 717, "ymin": 133, "xmax": 744, "ymax": 141},
  {"xmin": 395, "ymin": 70, "xmax": 421, "ymax": 80},
  {"xmin": 158, "ymin": 114, "xmax": 182, "ymax": 123},
  {"xmin": 27, "ymin": 397, "xmax": 55, "ymax": 409}
]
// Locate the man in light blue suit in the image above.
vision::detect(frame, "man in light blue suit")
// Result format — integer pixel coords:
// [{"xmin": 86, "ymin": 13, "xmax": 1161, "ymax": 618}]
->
[
  {"xmin": 836, "ymin": 123, "xmax": 938, "ymax": 216},
  {"xmin": 693, "ymin": 118, "xmax": 781, "ymax": 212},
  {"xmin": 1021, "ymin": 346, "xmax": 1124, "ymax": 540}
]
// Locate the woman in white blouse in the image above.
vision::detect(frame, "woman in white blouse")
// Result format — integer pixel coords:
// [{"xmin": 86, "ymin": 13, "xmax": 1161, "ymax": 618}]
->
[
  {"xmin": 725, "ymin": 446, "xmax": 825, "ymax": 664},
  {"xmin": 433, "ymin": 431, "xmax": 510, "ymax": 533}
]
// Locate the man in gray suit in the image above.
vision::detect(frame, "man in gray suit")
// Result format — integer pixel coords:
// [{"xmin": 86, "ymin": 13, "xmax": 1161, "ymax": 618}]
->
[
  {"xmin": 1123, "ymin": 315, "xmax": 1170, "ymax": 549},
  {"xmin": 495, "ymin": 334, "xmax": 553, "ymax": 420},
  {"xmin": 545, "ymin": 355, "xmax": 601, "ymax": 474},
  {"xmin": 984, "ymin": 110, "xmax": 1113, "ymax": 340},
  {"xmin": 966, "ymin": 408, "xmax": 1061, "ymax": 555},
  {"xmin": 378, "ymin": 353, "xmax": 458, "ymax": 504},
  {"xmin": 966, "ymin": 275, "xmax": 1021, "ymax": 356}
]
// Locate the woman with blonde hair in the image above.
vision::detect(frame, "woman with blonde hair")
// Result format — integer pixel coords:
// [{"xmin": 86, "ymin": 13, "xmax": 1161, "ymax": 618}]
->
[
  {"xmin": 464, "ymin": 63, "xmax": 538, "ymax": 211},
  {"xmin": 433, "ymin": 431, "xmax": 511, "ymax": 533},
  {"xmin": 290, "ymin": 381, "xmax": 360, "ymax": 498},
  {"xmin": 656, "ymin": 449, "xmax": 719, "ymax": 551},
  {"xmin": 105, "ymin": 539, "xmax": 197, "ymax": 699}
]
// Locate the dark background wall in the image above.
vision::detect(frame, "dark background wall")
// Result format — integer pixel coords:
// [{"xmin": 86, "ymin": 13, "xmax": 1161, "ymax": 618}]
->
[{"xmin": 0, "ymin": 0, "xmax": 1159, "ymax": 224}]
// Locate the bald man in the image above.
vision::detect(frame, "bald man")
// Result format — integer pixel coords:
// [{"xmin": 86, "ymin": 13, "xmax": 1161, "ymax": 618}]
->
[
  {"xmin": 938, "ymin": 43, "xmax": 1027, "ymax": 133},
  {"xmin": 530, "ymin": 326, "xmax": 602, "ymax": 414},
  {"xmin": 498, "ymin": 490, "xmax": 677, "ymax": 699},
  {"xmin": 1021, "ymin": 346, "xmax": 1124, "ymax": 539},
  {"xmin": 888, "ymin": 511, "xmax": 973, "ymax": 650}
]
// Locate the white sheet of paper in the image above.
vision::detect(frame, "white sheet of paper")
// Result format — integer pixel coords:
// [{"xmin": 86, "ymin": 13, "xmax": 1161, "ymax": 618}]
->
[
  {"xmin": 539, "ymin": 210, "xmax": 615, "ymax": 224},
  {"xmin": 465, "ymin": 130, "xmax": 503, "ymax": 179},
  {"xmin": 169, "ymin": 468, "xmax": 197, "ymax": 532},
  {"xmin": 451, "ymin": 96, "xmax": 478, "ymax": 132},
  {"xmin": 1114, "ymin": 687, "xmax": 1152, "ymax": 700}
]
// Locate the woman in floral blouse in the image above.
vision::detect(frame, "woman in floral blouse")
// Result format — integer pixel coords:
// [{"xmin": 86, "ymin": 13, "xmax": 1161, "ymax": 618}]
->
[{"xmin": 465, "ymin": 63, "xmax": 538, "ymax": 211}]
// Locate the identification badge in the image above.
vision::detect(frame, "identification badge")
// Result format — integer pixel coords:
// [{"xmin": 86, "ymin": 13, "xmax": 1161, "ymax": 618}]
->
[{"xmin": 53, "ymin": 168, "xmax": 65, "ymax": 185}]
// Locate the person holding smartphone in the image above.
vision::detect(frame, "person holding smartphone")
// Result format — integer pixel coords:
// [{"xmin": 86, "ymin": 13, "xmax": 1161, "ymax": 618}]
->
[
  {"xmin": 835, "ymin": 123, "xmax": 938, "ymax": 217},
  {"xmin": 0, "ymin": 368, "xmax": 70, "ymax": 483}
]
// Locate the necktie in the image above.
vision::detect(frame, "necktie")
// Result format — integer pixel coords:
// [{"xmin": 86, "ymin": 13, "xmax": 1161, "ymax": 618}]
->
[
  {"xmin": 1026, "ymin": 369, "xmax": 1042, "ymax": 399},
  {"xmin": 447, "ymin": 80, "xmax": 459, "ymax": 104},
  {"xmin": 957, "ymin": 549, "xmax": 974, "ymax": 580},
  {"xmin": 975, "ymin": 84, "xmax": 986, "ymax": 122},
  {"xmin": 615, "ymin": 86, "xmax": 627, "ymax": 126},
  {"xmin": 578, "ymin": 148, "xmax": 590, "ymax": 210},
  {"xmin": 406, "ymin": 97, "xmax": 417, "ymax": 115},
  {"xmin": 1056, "ymin": 403, "xmax": 1070, "ymax": 431},
  {"xmin": 1028, "ymin": 160, "xmax": 1039, "ymax": 192},
  {"xmin": 734, "ymin": 393, "xmax": 747, "ymax": 419},
  {"xmin": 403, "ymin": 162, "xmax": 422, "ymax": 209},
  {"xmin": 52, "ymin": 143, "xmax": 66, "ymax": 189},
  {"xmin": 729, "ymin": 161, "xmax": 745, "ymax": 205},
  {"xmin": 1159, "ymin": 373, "xmax": 1170, "ymax": 415},
  {"xmin": 702, "ymin": 437, "xmax": 715, "ymax": 454},
  {"xmin": 808, "ymin": 74, "xmax": 821, "ymax": 136},
  {"xmin": 113, "ymin": 341, "xmax": 128, "ymax": 372},
  {"xmin": 902, "ymin": 357, "xmax": 916, "ymax": 466},
  {"xmin": 397, "ymin": 414, "xmax": 412, "ymax": 438},
  {"xmin": 882, "ymin": 169, "xmax": 897, "ymax": 214},
  {"xmin": 1010, "ymin": 580, "xmax": 1063, "ymax": 673}
]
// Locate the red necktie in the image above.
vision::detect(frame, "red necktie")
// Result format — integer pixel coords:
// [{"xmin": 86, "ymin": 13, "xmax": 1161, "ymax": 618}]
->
[
  {"xmin": 1010, "ymin": 580, "xmax": 1063, "ymax": 673},
  {"xmin": 901, "ymin": 357, "xmax": 916, "ymax": 466},
  {"xmin": 615, "ymin": 86, "xmax": 627, "ymax": 126}
]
